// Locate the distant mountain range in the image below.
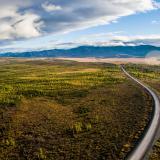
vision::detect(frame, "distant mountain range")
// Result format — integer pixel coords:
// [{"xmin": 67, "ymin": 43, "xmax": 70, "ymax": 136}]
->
[{"xmin": 0, "ymin": 45, "xmax": 160, "ymax": 58}]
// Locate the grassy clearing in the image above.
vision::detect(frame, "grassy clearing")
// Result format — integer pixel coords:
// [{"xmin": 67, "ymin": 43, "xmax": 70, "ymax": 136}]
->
[{"xmin": 0, "ymin": 59, "xmax": 153, "ymax": 159}]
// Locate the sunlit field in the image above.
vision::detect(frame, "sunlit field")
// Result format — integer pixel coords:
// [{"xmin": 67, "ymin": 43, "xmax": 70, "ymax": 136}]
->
[{"xmin": 0, "ymin": 59, "xmax": 153, "ymax": 160}]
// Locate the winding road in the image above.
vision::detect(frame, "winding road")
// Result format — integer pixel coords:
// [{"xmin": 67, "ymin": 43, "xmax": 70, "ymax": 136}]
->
[{"xmin": 121, "ymin": 65, "xmax": 160, "ymax": 160}]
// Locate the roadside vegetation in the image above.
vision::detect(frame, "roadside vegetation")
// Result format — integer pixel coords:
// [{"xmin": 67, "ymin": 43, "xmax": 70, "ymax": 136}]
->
[
  {"xmin": 125, "ymin": 63, "xmax": 160, "ymax": 160},
  {"xmin": 125, "ymin": 64, "xmax": 160, "ymax": 93},
  {"xmin": 0, "ymin": 59, "xmax": 153, "ymax": 160}
]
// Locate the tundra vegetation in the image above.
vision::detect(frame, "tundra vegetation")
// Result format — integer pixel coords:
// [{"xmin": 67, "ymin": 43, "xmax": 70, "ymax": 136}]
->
[
  {"xmin": 0, "ymin": 59, "xmax": 153, "ymax": 160},
  {"xmin": 125, "ymin": 63, "xmax": 160, "ymax": 160}
]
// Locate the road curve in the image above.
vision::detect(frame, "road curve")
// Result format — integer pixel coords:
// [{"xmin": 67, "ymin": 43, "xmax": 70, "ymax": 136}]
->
[{"xmin": 121, "ymin": 65, "xmax": 160, "ymax": 160}]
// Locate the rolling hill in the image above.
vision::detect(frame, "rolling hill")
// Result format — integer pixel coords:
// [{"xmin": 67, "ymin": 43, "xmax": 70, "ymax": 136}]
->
[{"xmin": 0, "ymin": 45, "xmax": 160, "ymax": 58}]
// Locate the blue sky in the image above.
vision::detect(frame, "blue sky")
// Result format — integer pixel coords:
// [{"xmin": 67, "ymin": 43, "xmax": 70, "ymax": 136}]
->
[{"xmin": 0, "ymin": 0, "xmax": 160, "ymax": 52}]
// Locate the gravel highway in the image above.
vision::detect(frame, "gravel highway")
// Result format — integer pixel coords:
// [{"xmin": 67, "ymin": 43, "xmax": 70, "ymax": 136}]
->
[{"xmin": 121, "ymin": 65, "xmax": 160, "ymax": 160}]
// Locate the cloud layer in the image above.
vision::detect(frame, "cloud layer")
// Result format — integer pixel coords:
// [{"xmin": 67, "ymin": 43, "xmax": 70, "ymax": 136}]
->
[
  {"xmin": 0, "ymin": 0, "xmax": 159, "ymax": 40},
  {"xmin": 55, "ymin": 34, "xmax": 160, "ymax": 48}
]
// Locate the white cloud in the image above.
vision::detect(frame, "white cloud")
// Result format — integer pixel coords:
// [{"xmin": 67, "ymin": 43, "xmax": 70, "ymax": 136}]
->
[
  {"xmin": 0, "ymin": 0, "xmax": 159, "ymax": 41},
  {"xmin": 0, "ymin": 6, "xmax": 17, "ymax": 18},
  {"xmin": 42, "ymin": 2, "xmax": 62, "ymax": 12},
  {"xmin": 0, "ymin": 0, "xmax": 43, "ymax": 40},
  {"xmin": 66, "ymin": 33, "xmax": 160, "ymax": 47},
  {"xmin": 0, "ymin": 12, "xmax": 43, "ymax": 40},
  {"xmin": 1, "ymin": 33, "xmax": 160, "ymax": 53},
  {"xmin": 13, "ymin": 13, "xmax": 43, "ymax": 38},
  {"xmin": 42, "ymin": 0, "xmax": 158, "ymax": 35}
]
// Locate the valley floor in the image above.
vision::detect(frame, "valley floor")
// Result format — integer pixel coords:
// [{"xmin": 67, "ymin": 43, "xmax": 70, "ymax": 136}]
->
[
  {"xmin": 0, "ymin": 59, "xmax": 154, "ymax": 159},
  {"xmin": 57, "ymin": 57, "xmax": 160, "ymax": 65}
]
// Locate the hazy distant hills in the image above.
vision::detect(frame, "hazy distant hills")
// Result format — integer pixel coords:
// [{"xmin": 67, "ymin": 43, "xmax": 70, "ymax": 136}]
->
[{"xmin": 0, "ymin": 45, "xmax": 160, "ymax": 58}]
